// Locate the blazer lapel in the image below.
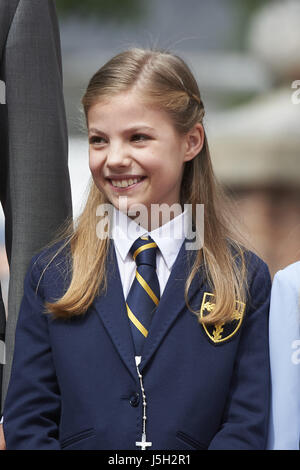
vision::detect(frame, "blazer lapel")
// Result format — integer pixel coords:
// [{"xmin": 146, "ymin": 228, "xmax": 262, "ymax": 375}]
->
[
  {"xmin": 92, "ymin": 240, "xmax": 137, "ymax": 381},
  {"xmin": 139, "ymin": 240, "xmax": 205, "ymax": 373}
]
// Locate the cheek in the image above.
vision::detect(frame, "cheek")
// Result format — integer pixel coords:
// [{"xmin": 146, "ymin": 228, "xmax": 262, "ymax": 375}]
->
[
  {"xmin": 140, "ymin": 152, "xmax": 166, "ymax": 174},
  {"xmin": 89, "ymin": 151, "xmax": 103, "ymax": 174},
  {"xmin": 149, "ymin": 159, "xmax": 178, "ymax": 179}
]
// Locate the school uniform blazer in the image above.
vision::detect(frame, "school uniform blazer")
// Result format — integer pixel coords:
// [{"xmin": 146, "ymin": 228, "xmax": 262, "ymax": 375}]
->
[
  {"xmin": 0, "ymin": 0, "xmax": 72, "ymax": 408},
  {"xmin": 3, "ymin": 240, "xmax": 271, "ymax": 450},
  {"xmin": 267, "ymin": 261, "xmax": 300, "ymax": 450}
]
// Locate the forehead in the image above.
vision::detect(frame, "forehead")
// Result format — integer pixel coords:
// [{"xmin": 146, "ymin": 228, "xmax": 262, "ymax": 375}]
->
[{"xmin": 87, "ymin": 90, "xmax": 173, "ymax": 129}]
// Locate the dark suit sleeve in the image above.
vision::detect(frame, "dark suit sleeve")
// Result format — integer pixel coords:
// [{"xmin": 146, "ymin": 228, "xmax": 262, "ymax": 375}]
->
[
  {"xmin": 2, "ymin": 256, "xmax": 61, "ymax": 450},
  {"xmin": 208, "ymin": 257, "xmax": 271, "ymax": 450},
  {"xmin": 2, "ymin": 0, "xmax": 72, "ymax": 410},
  {"xmin": 0, "ymin": 284, "xmax": 5, "ymax": 405}
]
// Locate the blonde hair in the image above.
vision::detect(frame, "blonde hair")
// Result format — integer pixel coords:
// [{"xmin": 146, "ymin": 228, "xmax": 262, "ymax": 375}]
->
[{"xmin": 43, "ymin": 47, "xmax": 248, "ymax": 325}]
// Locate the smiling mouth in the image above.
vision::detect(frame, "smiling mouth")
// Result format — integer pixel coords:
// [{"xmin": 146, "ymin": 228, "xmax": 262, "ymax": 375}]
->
[{"xmin": 108, "ymin": 176, "xmax": 146, "ymax": 189}]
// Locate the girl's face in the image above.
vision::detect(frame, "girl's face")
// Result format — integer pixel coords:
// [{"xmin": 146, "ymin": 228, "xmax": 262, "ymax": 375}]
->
[{"xmin": 87, "ymin": 90, "xmax": 203, "ymax": 224}]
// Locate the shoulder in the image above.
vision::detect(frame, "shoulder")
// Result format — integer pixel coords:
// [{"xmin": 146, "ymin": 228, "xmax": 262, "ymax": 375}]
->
[
  {"xmin": 245, "ymin": 250, "xmax": 270, "ymax": 281},
  {"xmin": 230, "ymin": 244, "xmax": 271, "ymax": 289},
  {"xmin": 269, "ymin": 262, "xmax": 300, "ymax": 346},
  {"xmin": 223, "ymin": 243, "xmax": 271, "ymax": 314},
  {"xmin": 25, "ymin": 239, "xmax": 72, "ymax": 300},
  {"xmin": 272, "ymin": 261, "xmax": 300, "ymax": 292},
  {"xmin": 29, "ymin": 238, "xmax": 71, "ymax": 273},
  {"xmin": 229, "ymin": 246, "xmax": 271, "ymax": 312},
  {"xmin": 244, "ymin": 251, "xmax": 272, "ymax": 311},
  {"xmin": 270, "ymin": 261, "xmax": 300, "ymax": 315}
]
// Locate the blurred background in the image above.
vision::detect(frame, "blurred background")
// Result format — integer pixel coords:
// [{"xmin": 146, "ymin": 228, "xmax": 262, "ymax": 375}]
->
[{"xmin": 1, "ymin": 0, "xmax": 300, "ymax": 307}]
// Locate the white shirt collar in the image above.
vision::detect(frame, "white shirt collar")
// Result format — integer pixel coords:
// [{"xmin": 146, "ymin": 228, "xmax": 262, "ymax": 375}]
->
[{"xmin": 111, "ymin": 206, "xmax": 188, "ymax": 270}]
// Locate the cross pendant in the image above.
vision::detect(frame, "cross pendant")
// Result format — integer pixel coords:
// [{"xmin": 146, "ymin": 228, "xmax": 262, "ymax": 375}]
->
[{"xmin": 136, "ymin": 433, "xmax": 152, "ymax": 450}]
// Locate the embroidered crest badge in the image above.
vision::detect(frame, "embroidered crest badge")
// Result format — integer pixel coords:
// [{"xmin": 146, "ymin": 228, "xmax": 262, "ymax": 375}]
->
[{"xmin": 200, "ymin": 292, "xmax": 246, "ymax": 344}]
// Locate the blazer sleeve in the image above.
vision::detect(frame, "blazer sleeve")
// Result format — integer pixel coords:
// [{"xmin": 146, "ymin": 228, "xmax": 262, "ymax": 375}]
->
[
  {"xmin": 208, "ymin": 257, "xmax": 271, "ymax": 450},
  {"xmin": 2, "ymin": 255, "xmax": 61, "ymax": 450},
  {"xmin": 267, "ymin": 267, "xmax": 300, "ymax": 450}
]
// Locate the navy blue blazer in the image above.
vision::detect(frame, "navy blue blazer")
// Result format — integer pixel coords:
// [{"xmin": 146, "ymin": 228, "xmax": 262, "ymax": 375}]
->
[{"xmin": 3, "ymin": 240, "xmax": 271, "ymax": 450}]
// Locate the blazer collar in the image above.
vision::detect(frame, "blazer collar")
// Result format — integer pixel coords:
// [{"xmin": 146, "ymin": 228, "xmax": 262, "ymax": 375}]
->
[
  {"xmin": 139, "ymin": 240, "xmax": 204, "ymax": 372},
  {"xmin": 92, "ymin": 240, "xmax": 137, "ymax": 381},
  {"xmin": 93, "ymin": 239, "xmax": 204, "ymax": 380}
]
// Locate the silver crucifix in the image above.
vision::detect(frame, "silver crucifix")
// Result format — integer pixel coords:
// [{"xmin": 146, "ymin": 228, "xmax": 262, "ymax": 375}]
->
[{"xmin": 136, "ymin": 433, "xmax": 152, "ymax": 450}]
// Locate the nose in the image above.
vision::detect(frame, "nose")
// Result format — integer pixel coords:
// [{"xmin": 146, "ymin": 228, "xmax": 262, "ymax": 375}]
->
[{"xmin": 106, "ymin": 141, "xmax": 130, "ymax": 168}]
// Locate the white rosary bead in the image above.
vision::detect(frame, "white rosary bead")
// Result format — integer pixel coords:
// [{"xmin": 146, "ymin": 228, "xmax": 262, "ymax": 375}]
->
[{"xmin": 135, "ymin": 360, "xmax": 152, "ymax": 450}]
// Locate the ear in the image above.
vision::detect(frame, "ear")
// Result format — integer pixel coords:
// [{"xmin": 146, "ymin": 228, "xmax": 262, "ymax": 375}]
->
[{"xmin": 183, "ymin": 123, "xmax": 205, "ymax": 162}]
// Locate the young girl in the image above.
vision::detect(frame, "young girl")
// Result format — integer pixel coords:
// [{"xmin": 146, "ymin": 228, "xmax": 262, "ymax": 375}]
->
[
  {"xmin": 267, "ymin": 261, "xmax": 300, "ymax": 450},
  {"xmin": 3, "ymin": 48, "xmax": 271, "ymax": 450}
]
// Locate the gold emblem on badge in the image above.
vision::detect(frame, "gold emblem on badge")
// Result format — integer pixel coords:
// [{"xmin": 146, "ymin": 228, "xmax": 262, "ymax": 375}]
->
[{"xmin": 200, "ymin": 292, "xmax": 246, "ymax": 344}]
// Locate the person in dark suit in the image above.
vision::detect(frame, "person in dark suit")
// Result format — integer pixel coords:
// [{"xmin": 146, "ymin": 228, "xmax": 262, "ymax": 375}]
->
[
  {"xmin": 2, "ymin": 48, "xmax": 271, "ymax": 449},
  {"xmin": 0, "ymin": 0, "xmax": 73, "ymax": 447}
]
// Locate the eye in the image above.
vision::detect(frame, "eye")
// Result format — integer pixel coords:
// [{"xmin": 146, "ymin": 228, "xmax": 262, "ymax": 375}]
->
[
  {"xmin": 89, "ymin": 136, "xmax": 106, "ymax": 145},
  {"xmin": 131, "ymin": 134, "xmax": 149, "ymax": 142}
]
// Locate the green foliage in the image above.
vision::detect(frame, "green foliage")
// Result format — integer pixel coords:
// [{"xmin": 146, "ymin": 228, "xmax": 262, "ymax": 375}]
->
[
  {"xmin": 228, "ymin": 0, "xmax": 271, "ymax": 49},
  {"xmin": 55, "ymin": 0, "xmax": 145, "ymax": 22},
  {"xmin": 230, "ymin": 0, "xmax": 271, "ymax": 16}
]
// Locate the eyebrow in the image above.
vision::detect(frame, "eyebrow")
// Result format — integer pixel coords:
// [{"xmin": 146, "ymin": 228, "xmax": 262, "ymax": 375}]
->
[{"xmin": 88, "ymin": 125, "xmax": 156, "ymax": 135}]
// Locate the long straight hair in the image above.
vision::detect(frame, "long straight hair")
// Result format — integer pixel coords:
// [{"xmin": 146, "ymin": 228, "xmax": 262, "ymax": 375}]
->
[{"xmin": 43, "ymin": 48, "xmax": 248, "ymax": 325}]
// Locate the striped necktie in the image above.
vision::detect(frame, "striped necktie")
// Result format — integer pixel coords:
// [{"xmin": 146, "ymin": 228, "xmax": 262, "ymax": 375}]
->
[{"xmin": 126, "ymin": 235, "xmax": 160, "ymax": 356}]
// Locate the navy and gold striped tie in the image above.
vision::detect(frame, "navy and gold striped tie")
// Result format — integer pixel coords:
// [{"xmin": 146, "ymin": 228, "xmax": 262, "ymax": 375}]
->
[{"xmin": 126, "ymin": 236, "xmax": 160, "ymax": 356}]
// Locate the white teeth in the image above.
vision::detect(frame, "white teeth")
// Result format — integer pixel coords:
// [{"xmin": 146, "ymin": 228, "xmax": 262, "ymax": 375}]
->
[{"xmin": 111, "ymin": 177, "xmax": 142, "ymax": 188}]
